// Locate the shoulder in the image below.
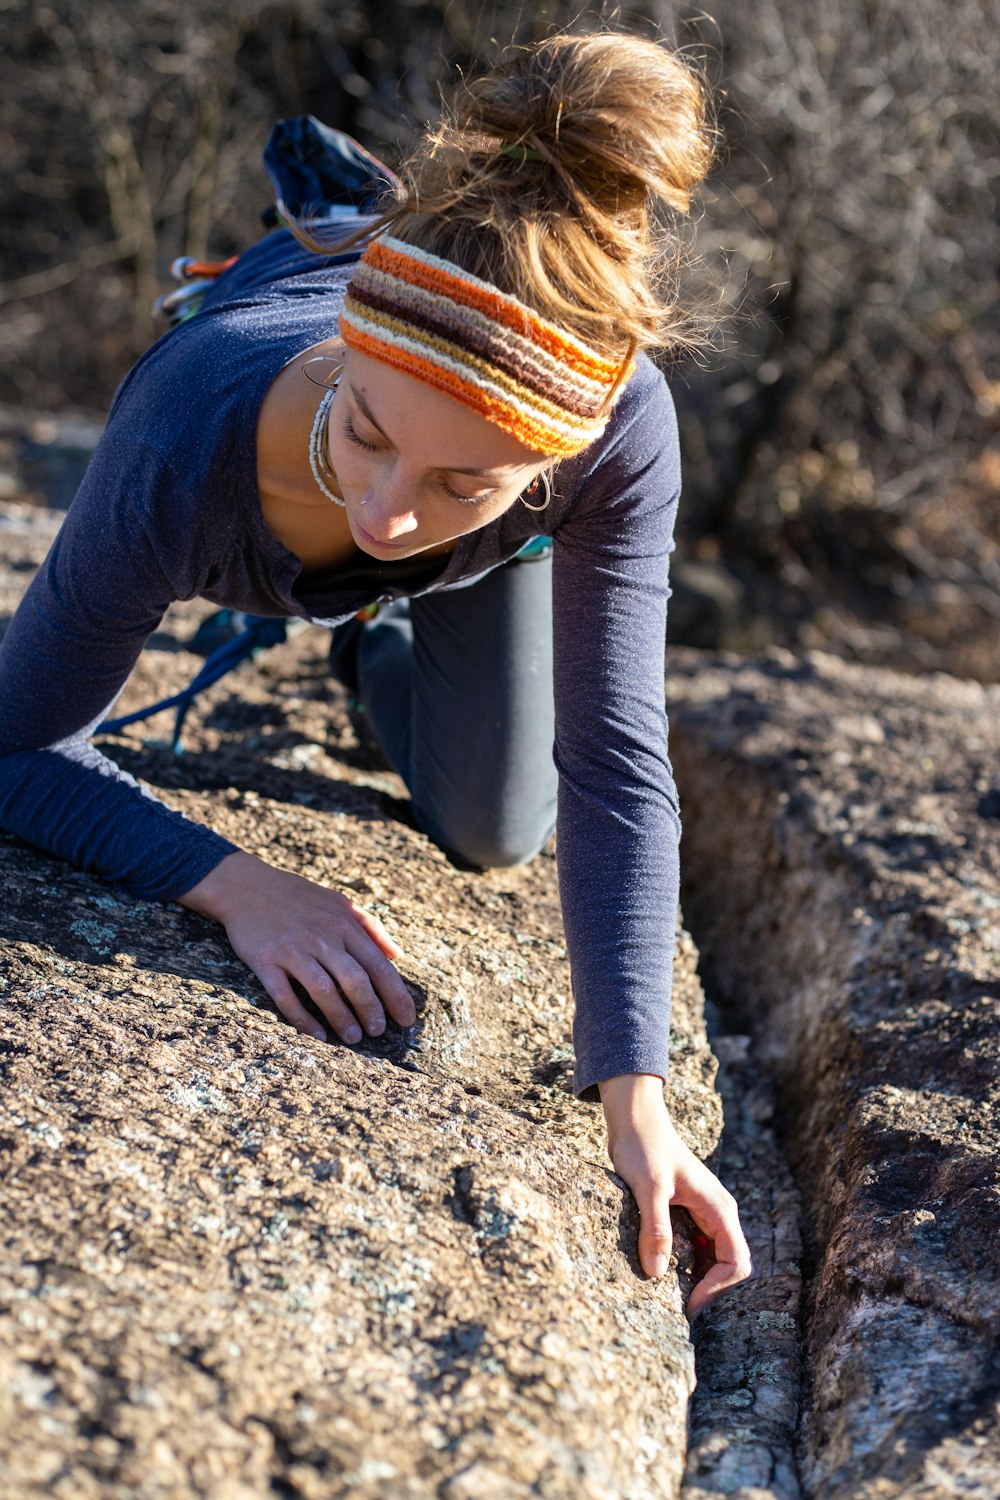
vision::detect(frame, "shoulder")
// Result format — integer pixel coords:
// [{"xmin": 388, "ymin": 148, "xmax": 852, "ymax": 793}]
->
[
  {"xmin": 110, "ymin": 225, "xmax": 372, "ymax": 409},
  {"xmin": 553, "ymin": 354, "xmax": 680, "ymax": 514},
  {"xmin": 597, "ymin": 354, "xmax": 677, "ymax": 462},
  {"xmin": 112, "ymin": 242, "xmax": 358, "ymax": 418},
  {"xmin": 198, "ymin": 224, "xmax": 367, "ymax": 309},
  {"xmin": 101, "ymin": 231, "xmax": 366, "ymax": 496}
]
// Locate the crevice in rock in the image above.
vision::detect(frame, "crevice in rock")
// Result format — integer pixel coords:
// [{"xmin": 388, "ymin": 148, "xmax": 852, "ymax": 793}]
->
[
  {"xmin": 682, "ymin": 1003, "xmax": 804, "ymax": 1500},
  {"xmin": 667, "ymin": 648, "xmax": 1000, "ymax": 1500}
]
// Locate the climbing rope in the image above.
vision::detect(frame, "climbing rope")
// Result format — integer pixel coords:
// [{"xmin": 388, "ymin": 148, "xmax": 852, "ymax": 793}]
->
[{"xmin": 97, "ymin": 615, "xmax": 288, "ymax": 754}]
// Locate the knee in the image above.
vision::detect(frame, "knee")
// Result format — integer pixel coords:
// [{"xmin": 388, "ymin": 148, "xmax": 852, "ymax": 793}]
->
[
  {"xmin": 415, "ymin": 802, "xmax": 555, "ymax": 870},
  {"xmin": 459, "ymin": 825, "xmax": 553, "ymax": 870}
]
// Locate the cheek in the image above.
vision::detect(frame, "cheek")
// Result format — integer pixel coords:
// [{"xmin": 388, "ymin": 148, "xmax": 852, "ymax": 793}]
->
[
  {"xmin": 431, "ymin": 490, "xmax": 514, "ymax": 536},
  {"xmin": 326, "ymin": 427, "xmax": 363, "ymax": 491},
  {"xmin": 478, "ymin": 491, "xmax": 524, "ymax": 529}
]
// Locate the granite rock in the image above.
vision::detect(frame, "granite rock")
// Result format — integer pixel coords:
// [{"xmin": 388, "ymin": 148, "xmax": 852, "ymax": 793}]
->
[
  {"xmin": 0, "ymin": 499, "xmax": 725, "ymax": 1499},
  {"xmin": 667, "ymin": 648, "xmax": 1000, "ymax": 1500}
]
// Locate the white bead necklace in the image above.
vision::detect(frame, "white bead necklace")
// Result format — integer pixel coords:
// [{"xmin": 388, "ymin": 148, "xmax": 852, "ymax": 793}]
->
[{"xmin": 308, "ymin": 386, "xmax": 346, "ymax": 507}]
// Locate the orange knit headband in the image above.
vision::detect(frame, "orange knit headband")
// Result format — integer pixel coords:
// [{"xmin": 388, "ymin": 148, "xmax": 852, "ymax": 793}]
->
[{"xmin": 338, "ymin": 236, "xmax": 633, "ymax": 458}]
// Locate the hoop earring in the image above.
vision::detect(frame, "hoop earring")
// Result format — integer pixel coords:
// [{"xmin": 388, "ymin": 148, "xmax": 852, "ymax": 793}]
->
[
  {"xmin": 521, "ymin": 470, "xmax": 552, "ymax": 512},
  {"xmin": 302, "ymin": 356, "xmax": 345, "ymax": 390}
]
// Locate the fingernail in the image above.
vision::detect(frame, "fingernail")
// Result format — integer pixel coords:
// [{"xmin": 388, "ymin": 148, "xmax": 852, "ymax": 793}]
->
[
  {"xmin": 368, "ymin": 1019, "xmax": 386, "ymax": 1036},
  {"xmin": 650, "ymin": 1254, "xmax": 670, "ymax": 1278},
  {"xmin": 310, "ymin": 1028, "xmax": 327, "ymax": 1042},
  {"xmin": 345, "ymin": 1025, "xmax": 362, "ymax": 1044}
]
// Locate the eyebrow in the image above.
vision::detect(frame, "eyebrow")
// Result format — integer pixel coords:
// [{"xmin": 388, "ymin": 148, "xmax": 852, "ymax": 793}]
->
[{"xmin": 351, "ymin": 385, "xmax": 519, "ymax": 479}]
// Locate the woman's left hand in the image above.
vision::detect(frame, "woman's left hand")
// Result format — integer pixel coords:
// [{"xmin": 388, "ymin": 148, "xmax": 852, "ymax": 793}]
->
[{"xmin": 599, "ymin": 1072, "xmax": 752, "ymax": 1319}]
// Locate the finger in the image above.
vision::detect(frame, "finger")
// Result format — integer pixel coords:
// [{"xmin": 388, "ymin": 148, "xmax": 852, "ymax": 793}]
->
[
  {"xmin": 673, "ymin": 1180, "xmax": 753, "ymax": 1317},
  {"xmin": 289, "ymin": 958, "xmax": 367, "ymax": 1044},
  {"xmin": 634, "ymin": 1177, "xmax": 675, "ymax": 1280},
  {"xmin": 325, "ymin": 953, "xmax": 387, "ymax": 1036},
  {"xmin": 686, "ymin": 1255, "xmax": 754, "ymax": 1319},
  {"xmin": 676, "ymin": 1184, "xmax": 752, "ymax": 1287},
  {"xmin": 345, "ymin": 937, "xmax": 416, "ymax": 1027},
  {"xmin": 256, "ymin": 965, "xmax": 328, "ymax": 1042},
  {"xmin": 347, "ymin": 901, "xmax": 404, "ymax": 961}
]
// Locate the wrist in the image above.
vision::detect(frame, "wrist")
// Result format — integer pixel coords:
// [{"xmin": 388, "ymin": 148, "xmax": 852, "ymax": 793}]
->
[
  {"xmin": 597, "ymin": 1072, "xmax": 666, "ymax": 1119},
  {"xmin": 176, "ymin": 850, "xmax": 264, "ymax": 921}
]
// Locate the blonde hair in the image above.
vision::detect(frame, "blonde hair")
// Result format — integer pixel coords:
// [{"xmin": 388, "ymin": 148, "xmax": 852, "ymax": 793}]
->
[{"xmin": 292, "ymin": 32, "xmax": 714, "ymax": 368}]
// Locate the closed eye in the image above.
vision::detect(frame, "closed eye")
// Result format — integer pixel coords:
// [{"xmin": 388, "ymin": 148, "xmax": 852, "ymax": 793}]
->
[
  {"xmin": 345, "ymin": 413, "xmax": 503, "ymax": 504},
  {"xmin": 343, "ymin": 417, "xmax": 380, "ymax": 454},
  {"xmin": 439, "ymin": 477, "xmax": 498, "ymax": 505}
]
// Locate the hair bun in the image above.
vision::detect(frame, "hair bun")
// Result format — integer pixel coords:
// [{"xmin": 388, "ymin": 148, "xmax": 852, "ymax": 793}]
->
[
  {"xmin": 295, "ymin": 32, "xmax": 716, "ymax": 365},
  {"xmin": 460, "ymin": 33, "xmax": 712, "ymax": 221}
]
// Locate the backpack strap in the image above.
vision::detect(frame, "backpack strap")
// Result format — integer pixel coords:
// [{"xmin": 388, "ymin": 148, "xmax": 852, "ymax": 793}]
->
[{"xmin": 114, "ymin": 121, "xmax": 402, "ymax": 748}]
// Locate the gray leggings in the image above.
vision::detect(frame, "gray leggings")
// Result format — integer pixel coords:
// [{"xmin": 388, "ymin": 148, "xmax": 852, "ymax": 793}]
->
[{"xmin": 355, "ymin": 552, "xmax": 557, "ymax": 869}]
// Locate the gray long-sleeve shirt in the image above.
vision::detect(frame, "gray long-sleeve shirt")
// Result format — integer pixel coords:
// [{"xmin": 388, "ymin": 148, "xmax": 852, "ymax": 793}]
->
[{"xmin": 0, "ymin": 229, "xmax": 682, "ymax": 1098}]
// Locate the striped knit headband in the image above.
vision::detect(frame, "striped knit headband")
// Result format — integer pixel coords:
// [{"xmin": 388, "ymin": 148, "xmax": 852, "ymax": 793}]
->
[{"xmin": 338, "ymin": 235, "xmax": 634, "ymax": 458}]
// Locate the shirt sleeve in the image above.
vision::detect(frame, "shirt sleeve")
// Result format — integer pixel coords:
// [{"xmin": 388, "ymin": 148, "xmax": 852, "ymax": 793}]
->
[
  {"xmin": 550, "ymin": 368, "xmax": 683, "ymax": 1099},
  {"xmin": 0, "ymin": 430, "xmax": 239, "ymax": 900}
]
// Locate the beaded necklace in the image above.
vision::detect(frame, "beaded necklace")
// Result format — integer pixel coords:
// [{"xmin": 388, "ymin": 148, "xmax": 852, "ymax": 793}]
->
[{"xmin": 307, "ymin": 387, "xmax": 346, "ymax": 508}]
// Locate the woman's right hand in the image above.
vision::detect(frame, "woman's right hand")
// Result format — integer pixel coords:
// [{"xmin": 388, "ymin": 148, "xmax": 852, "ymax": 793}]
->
[{"xmin": 177, "ymin": 851, "xmax": 416, "ymax": 1043}]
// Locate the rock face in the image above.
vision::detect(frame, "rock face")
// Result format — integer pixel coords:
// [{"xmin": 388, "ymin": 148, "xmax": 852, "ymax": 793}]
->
[
  {"xmin": 666, "ymin": 649, "xmax": 1000, "ymax": 1500},
  {"xmin": 6, "ymin": 490, "xmax": 997, "ymax": 1498},
  {"xmin": 0, "ymin": 499, "xmax": 725, "ymax": 1499}
]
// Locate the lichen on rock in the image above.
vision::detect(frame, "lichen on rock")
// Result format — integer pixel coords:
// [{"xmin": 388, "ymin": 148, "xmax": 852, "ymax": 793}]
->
[{"xmin": 0, "ymin": 498, "xmax": 725, "ymax": 1499}]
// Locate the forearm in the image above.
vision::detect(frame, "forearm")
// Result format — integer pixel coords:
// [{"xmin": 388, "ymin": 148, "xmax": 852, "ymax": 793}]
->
[
  {"xmin": 0, "ymin": 745, "xmax": 238, "ymax": 901},
  {"xmin": 553, "ymin": 666, "xmax": 680, "ymax": 1099},
  {"xmin": 557, "ymin": 764, "xmax": 680, "ymax": 1095}
]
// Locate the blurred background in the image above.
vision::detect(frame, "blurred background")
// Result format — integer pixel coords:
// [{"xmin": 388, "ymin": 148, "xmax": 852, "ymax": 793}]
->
[{"xmin": 1, "ymin": 0, "xmax": 997, "ymax": 679}]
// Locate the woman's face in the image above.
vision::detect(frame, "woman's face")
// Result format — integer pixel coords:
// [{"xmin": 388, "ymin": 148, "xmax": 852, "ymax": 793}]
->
[{"xmin": 326, "ymin": 349, "xmax": 549, "ymax": 559}]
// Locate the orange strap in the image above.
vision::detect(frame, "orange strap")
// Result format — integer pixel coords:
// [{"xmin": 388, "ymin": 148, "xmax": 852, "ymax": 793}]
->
[{"xmin": 180, "ymin": 256, "xmax": 240, "ymax": 280}]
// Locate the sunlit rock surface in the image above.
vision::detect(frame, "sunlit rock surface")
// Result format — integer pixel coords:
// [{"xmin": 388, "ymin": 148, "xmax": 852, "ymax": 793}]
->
[
  {"xmin": 0, "ymin": 497, "xmax": 723, "ymax": 1499},
  {"xmin": 7, "ymin": 494, "xmax": 995, "ymax": 1498}
]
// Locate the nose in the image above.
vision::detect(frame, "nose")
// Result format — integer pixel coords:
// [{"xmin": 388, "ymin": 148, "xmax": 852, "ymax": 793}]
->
[
  {"xmin": 360, "ymin": 477, "xmax": 420, "ymax": 541},
  {"xmin": 375, "ymin": 506, "xmax": 420, "ymax": 540}
]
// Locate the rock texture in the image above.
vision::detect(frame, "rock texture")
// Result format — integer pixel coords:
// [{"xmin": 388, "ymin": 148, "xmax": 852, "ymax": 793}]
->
[
  {"xmin": 9, "ymin": 492, "xmax": 996, "ymax": 1498},
  {"xmin": 683, "ymin": 1014, "xmax": 803, "ymax": 1500},
  {"xmin": 0, "ymin": 498, "xmax": 727, "ymax": 1499},
  {"xmin": 666, "ymin": 648, "xmax": 1000, "ymax": 1500}
]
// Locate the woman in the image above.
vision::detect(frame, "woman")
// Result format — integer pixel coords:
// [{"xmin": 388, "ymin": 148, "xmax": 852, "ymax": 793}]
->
[{"xmin": 0, "ymin": 32, "xmax": 751, "ymax": 1314}]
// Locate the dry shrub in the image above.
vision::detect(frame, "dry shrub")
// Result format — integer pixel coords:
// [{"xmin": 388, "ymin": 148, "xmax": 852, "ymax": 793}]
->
[{"xmin": 671, "ymin": 0, "xmax": 999, "ymax": 672}]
